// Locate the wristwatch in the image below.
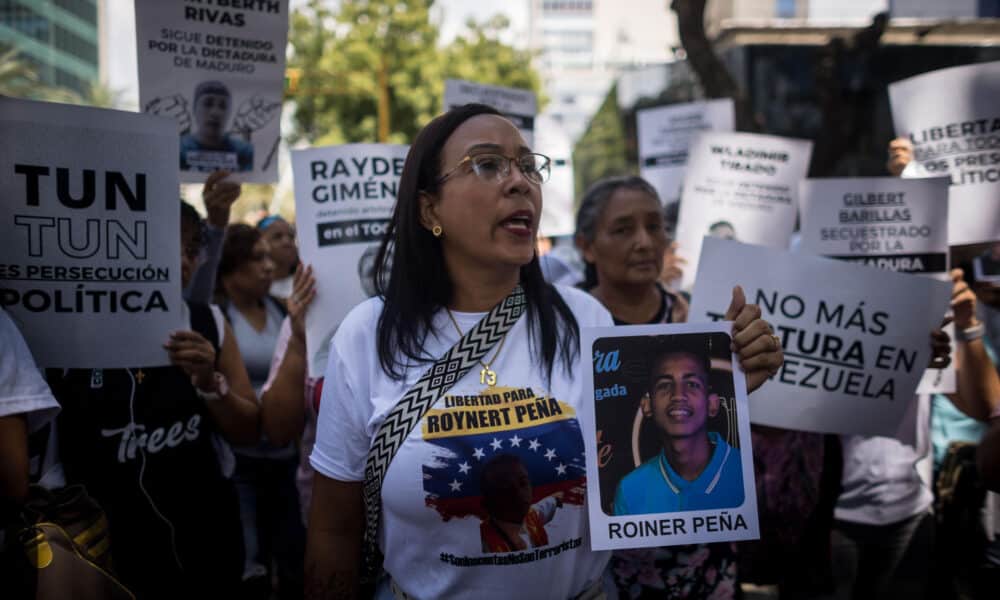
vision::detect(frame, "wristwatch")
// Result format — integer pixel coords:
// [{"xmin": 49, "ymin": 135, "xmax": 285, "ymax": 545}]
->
[{"xmin": 195, "ymin": 372, "xmax": 230, "ymax": 402}]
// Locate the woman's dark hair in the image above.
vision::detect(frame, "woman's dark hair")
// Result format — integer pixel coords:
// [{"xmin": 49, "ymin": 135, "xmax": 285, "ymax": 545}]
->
[
  {"xmin": 374, "ymin": 103, "xmax": 579, "ymax": 380},
  {"xmin": 574, "ymin": 175, "xmax": 660, "ymax": 289},
  {"xmin": 216, "ymin": 223, "xmax": 261, "ymax": 290}
]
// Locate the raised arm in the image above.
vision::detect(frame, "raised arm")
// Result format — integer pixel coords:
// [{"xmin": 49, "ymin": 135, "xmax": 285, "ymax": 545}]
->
[
  {"xmin": 184, "ymin": 170, "xmax": 240, "ymax": 303},
  {"xmin": 261, "ymin": 264, "xmax": 316, "ymax": 446},
  {"xmin": 947, "ymin": 269, "xmax": 1000, "ymax": 420}
]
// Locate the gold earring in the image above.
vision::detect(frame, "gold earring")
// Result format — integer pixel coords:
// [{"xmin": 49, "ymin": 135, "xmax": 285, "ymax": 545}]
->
[{"xmin": 432, "ymin": 225, "xmax": 443, "ymax": 238}]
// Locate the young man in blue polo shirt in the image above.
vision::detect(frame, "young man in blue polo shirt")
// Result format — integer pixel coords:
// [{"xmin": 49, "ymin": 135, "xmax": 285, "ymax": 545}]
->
[{"xmin": 613, "ymin": 342, "xmax": 744, "ymax": 515}]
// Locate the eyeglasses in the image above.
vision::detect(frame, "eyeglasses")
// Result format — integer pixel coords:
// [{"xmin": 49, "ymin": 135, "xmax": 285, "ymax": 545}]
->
[{"xmin": 436, "ymin": 152, "xmax": 551, "ymax": 186}]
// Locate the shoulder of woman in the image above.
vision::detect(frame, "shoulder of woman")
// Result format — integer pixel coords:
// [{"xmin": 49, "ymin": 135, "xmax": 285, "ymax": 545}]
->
[
  {"xmin": 552, "ymin": 284, "xmax": 613, "ymax": 326},
  {"xmin": 332, "ymin": 296, "xmax": 385, "ymax": 348}
]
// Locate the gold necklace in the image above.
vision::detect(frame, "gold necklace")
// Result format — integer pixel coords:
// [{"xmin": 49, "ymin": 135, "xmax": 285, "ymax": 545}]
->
[{"xmin": 445, "ymin": 307, "xmax": 508, "ymax": 387}]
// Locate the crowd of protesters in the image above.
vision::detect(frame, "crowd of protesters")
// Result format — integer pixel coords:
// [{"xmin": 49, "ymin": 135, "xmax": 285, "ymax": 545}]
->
[{"xmin": 1, "ymin": 103, "xmax": 999, "ymax": 600}]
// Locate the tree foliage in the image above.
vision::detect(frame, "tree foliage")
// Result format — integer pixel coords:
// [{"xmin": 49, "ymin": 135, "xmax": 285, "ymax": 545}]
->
[
  {"xmin": 572, "ymin": 84, "xmax": 630, "ymax": 198},
  {"xmin": 1, "ymin": 46, "xmax": 125, "ymax": 108},
  {"xmin": 441, "ymin": 16, "xmax": 543, "ymax": 103},
  {"xmin": 287, "ymin": 0, "xmax": 542, "ymax": 145}
]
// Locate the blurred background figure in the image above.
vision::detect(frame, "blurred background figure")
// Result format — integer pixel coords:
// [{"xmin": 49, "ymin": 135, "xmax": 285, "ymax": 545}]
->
[
  {"xmin": 216, "ymin": 224, "xmax": 305, "ymax": 600},
  {"xmin": 257, "ymin": 215, "xmax": 299, "ymax": 300}
]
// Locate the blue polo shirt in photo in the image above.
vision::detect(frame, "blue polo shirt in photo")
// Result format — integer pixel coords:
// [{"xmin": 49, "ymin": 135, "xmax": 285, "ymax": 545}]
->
[{"xmin": 612, "ymin": 432, "xmax": 745, "ymax": 515}]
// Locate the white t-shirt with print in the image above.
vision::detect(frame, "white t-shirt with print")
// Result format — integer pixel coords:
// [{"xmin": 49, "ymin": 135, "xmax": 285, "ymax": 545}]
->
[
  {"xmin": 0, "ymin": 309, "xmax": 59, "ymax": 431},
  {"xmin": 311, "ymin": 285, "xmax": 613, "ymax": 600}
]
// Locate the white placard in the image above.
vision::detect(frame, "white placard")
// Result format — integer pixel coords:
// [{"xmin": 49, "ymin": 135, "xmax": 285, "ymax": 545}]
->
[
  {"xmin": 799, "ymin": 176, "xmax": 956, "ymax": 393},
  {"xmin": 637, "ymin": 99, "xmax": 735, "ymax": 207},
  {"xmin": 689, "ymin": 238, "xmax": 952, "ymax": 437},
  {"xmin": 135, "ymin": 0, "xmax": 289, "ymax": 183},
  {"xmin": 675, "ymin": 132, "xmax": 813, "ymax": 290},
  {"xmin": 799, "ymin": 177, "xmax": 951, "ymax": 274},
  {"xmin": 292, "ymin": 143, "xmax": 408, "ymax": 377},
  {"xmin": 0, "ymin": 98, "xmax": 183, "ymax": 368},
  {"xmin": 889, "ymin": 61, "xmax": 1000, "ymax": 245},
  {"xmin": 444, "ymin": 79, "xmax": 537, "ymax": 146},
  {"xmin": 582, "ymin": 321, "xmax": 759, "ymax": 550}
]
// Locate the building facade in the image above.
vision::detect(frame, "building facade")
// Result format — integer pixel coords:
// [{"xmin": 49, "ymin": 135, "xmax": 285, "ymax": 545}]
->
[
  {"xmin": 1, "ymin": 0, "xmax": 100, "ymax": 95},
  {"xmin": 528, "ymin": 0, "xmax": 678, "ymax": 142}
]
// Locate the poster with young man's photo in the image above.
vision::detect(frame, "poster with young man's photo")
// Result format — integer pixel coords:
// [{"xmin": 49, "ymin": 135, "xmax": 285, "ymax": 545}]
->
[
  {"xmin": 135, "ymin": 0, "xmax": 289, "ymax": 183},
  {"xmin": 581, "ymin": 322, "xmax": 759, "ymax": 550}
]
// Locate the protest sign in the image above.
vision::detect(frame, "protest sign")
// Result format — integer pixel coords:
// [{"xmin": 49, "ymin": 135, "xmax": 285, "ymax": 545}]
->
[
  {"xmin": 581, "ymin": 322, "xmax": 759, "ymax": 550},
  {"xmin": 674, "ymin": 132, "xmax": 812, "ymax": 290},
  {"xmin": 637, "ymin": 99, "xmax": 735, "ymax": 207},
  {"xmin": 799, "ymin": 176, "xmax": 951, "ymax": 274},
  {"xmin": 291, "ymin": 143, "xmax": 408, "ymax": 377},
  {"xmin": 689, "ymin": 238, "xmax": 952, "ymax": 436},
  {"xmin": 444, "ymin": 79, "xmax": 537, "ymax": 146},
  {"xmin": 889, "ymin": 61, "xmax": 1000, "ymax": 245},
  {"xmin": 135, "ymin": 0, "xmax": 289, "ymax": 183},
  {"xmin": 0, "ymin": 98, "xmax": 183, "ymax": 367},
  {"xmin": 799, "ymin": 176, "xmax": 955, "ymax": 393}
]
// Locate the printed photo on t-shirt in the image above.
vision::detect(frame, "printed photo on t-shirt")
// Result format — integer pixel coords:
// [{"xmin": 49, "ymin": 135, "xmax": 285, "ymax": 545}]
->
[{"xmin": 421, "ymin": 386, "xmax": 587, "ymax": 560}]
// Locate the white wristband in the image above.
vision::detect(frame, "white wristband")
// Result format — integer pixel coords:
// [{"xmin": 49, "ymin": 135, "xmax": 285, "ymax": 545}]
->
[
  {"xmin": 955, "ymin": 322, "xmax": 985, "ymax": 342},
  {"xmin": 194, "ymin": 372, "xmax": 229, "ymax": 403}
]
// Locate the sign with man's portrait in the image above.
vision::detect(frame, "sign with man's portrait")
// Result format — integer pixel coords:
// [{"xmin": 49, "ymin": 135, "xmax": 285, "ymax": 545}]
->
[
  {"xmin": 673, "ymin": 131, "xmax": 813, "ymax": 290},
  {"xmin": 291, "ymin": 143, "xmax": 408, "ymax": 377},
  {"xmin": 581, "ymin": 322, "xmax": 760, "ymax": 550},
  {"xmin": 135, "ymin": 0, "xmax": 289, "ymax": 183},
  {"xmin": 637, "ymin": 98, "xmax": 735, "ymax": 209}
]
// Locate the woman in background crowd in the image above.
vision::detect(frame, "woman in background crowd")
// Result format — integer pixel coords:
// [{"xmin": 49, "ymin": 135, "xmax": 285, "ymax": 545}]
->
[
  {"xmin": 46, "ymin": 201, "xmax": 257, "ymax": 599},
  {"xmin": 258, "ymin": 215, "xmax": 300, "ymax": 300},
  {"xmin": 217, "ymin": 224, "xmax": 306, "ymax": 600}
]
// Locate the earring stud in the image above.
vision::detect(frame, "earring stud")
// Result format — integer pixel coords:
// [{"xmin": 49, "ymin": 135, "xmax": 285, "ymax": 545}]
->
[{"xmin": 432, "ymin": 225, "xmax": 443, "ymax": 237}]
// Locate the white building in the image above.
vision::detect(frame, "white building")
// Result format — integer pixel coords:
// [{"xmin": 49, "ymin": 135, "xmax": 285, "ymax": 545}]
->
[{"xmin": 527, "ymin": 0, "xmax": 679, "ymax": 143}]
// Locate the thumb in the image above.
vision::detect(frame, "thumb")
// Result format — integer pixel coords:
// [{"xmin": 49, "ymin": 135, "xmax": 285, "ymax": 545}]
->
[{"xmin": 724, "ymin": 285, "xmax": 746, "ymax": 321}]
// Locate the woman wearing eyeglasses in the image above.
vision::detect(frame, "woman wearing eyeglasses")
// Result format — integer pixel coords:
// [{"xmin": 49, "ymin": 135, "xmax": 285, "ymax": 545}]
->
[{"xmin": 304, "ymin": 104, "xmax": 783, "ymax": 600}]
